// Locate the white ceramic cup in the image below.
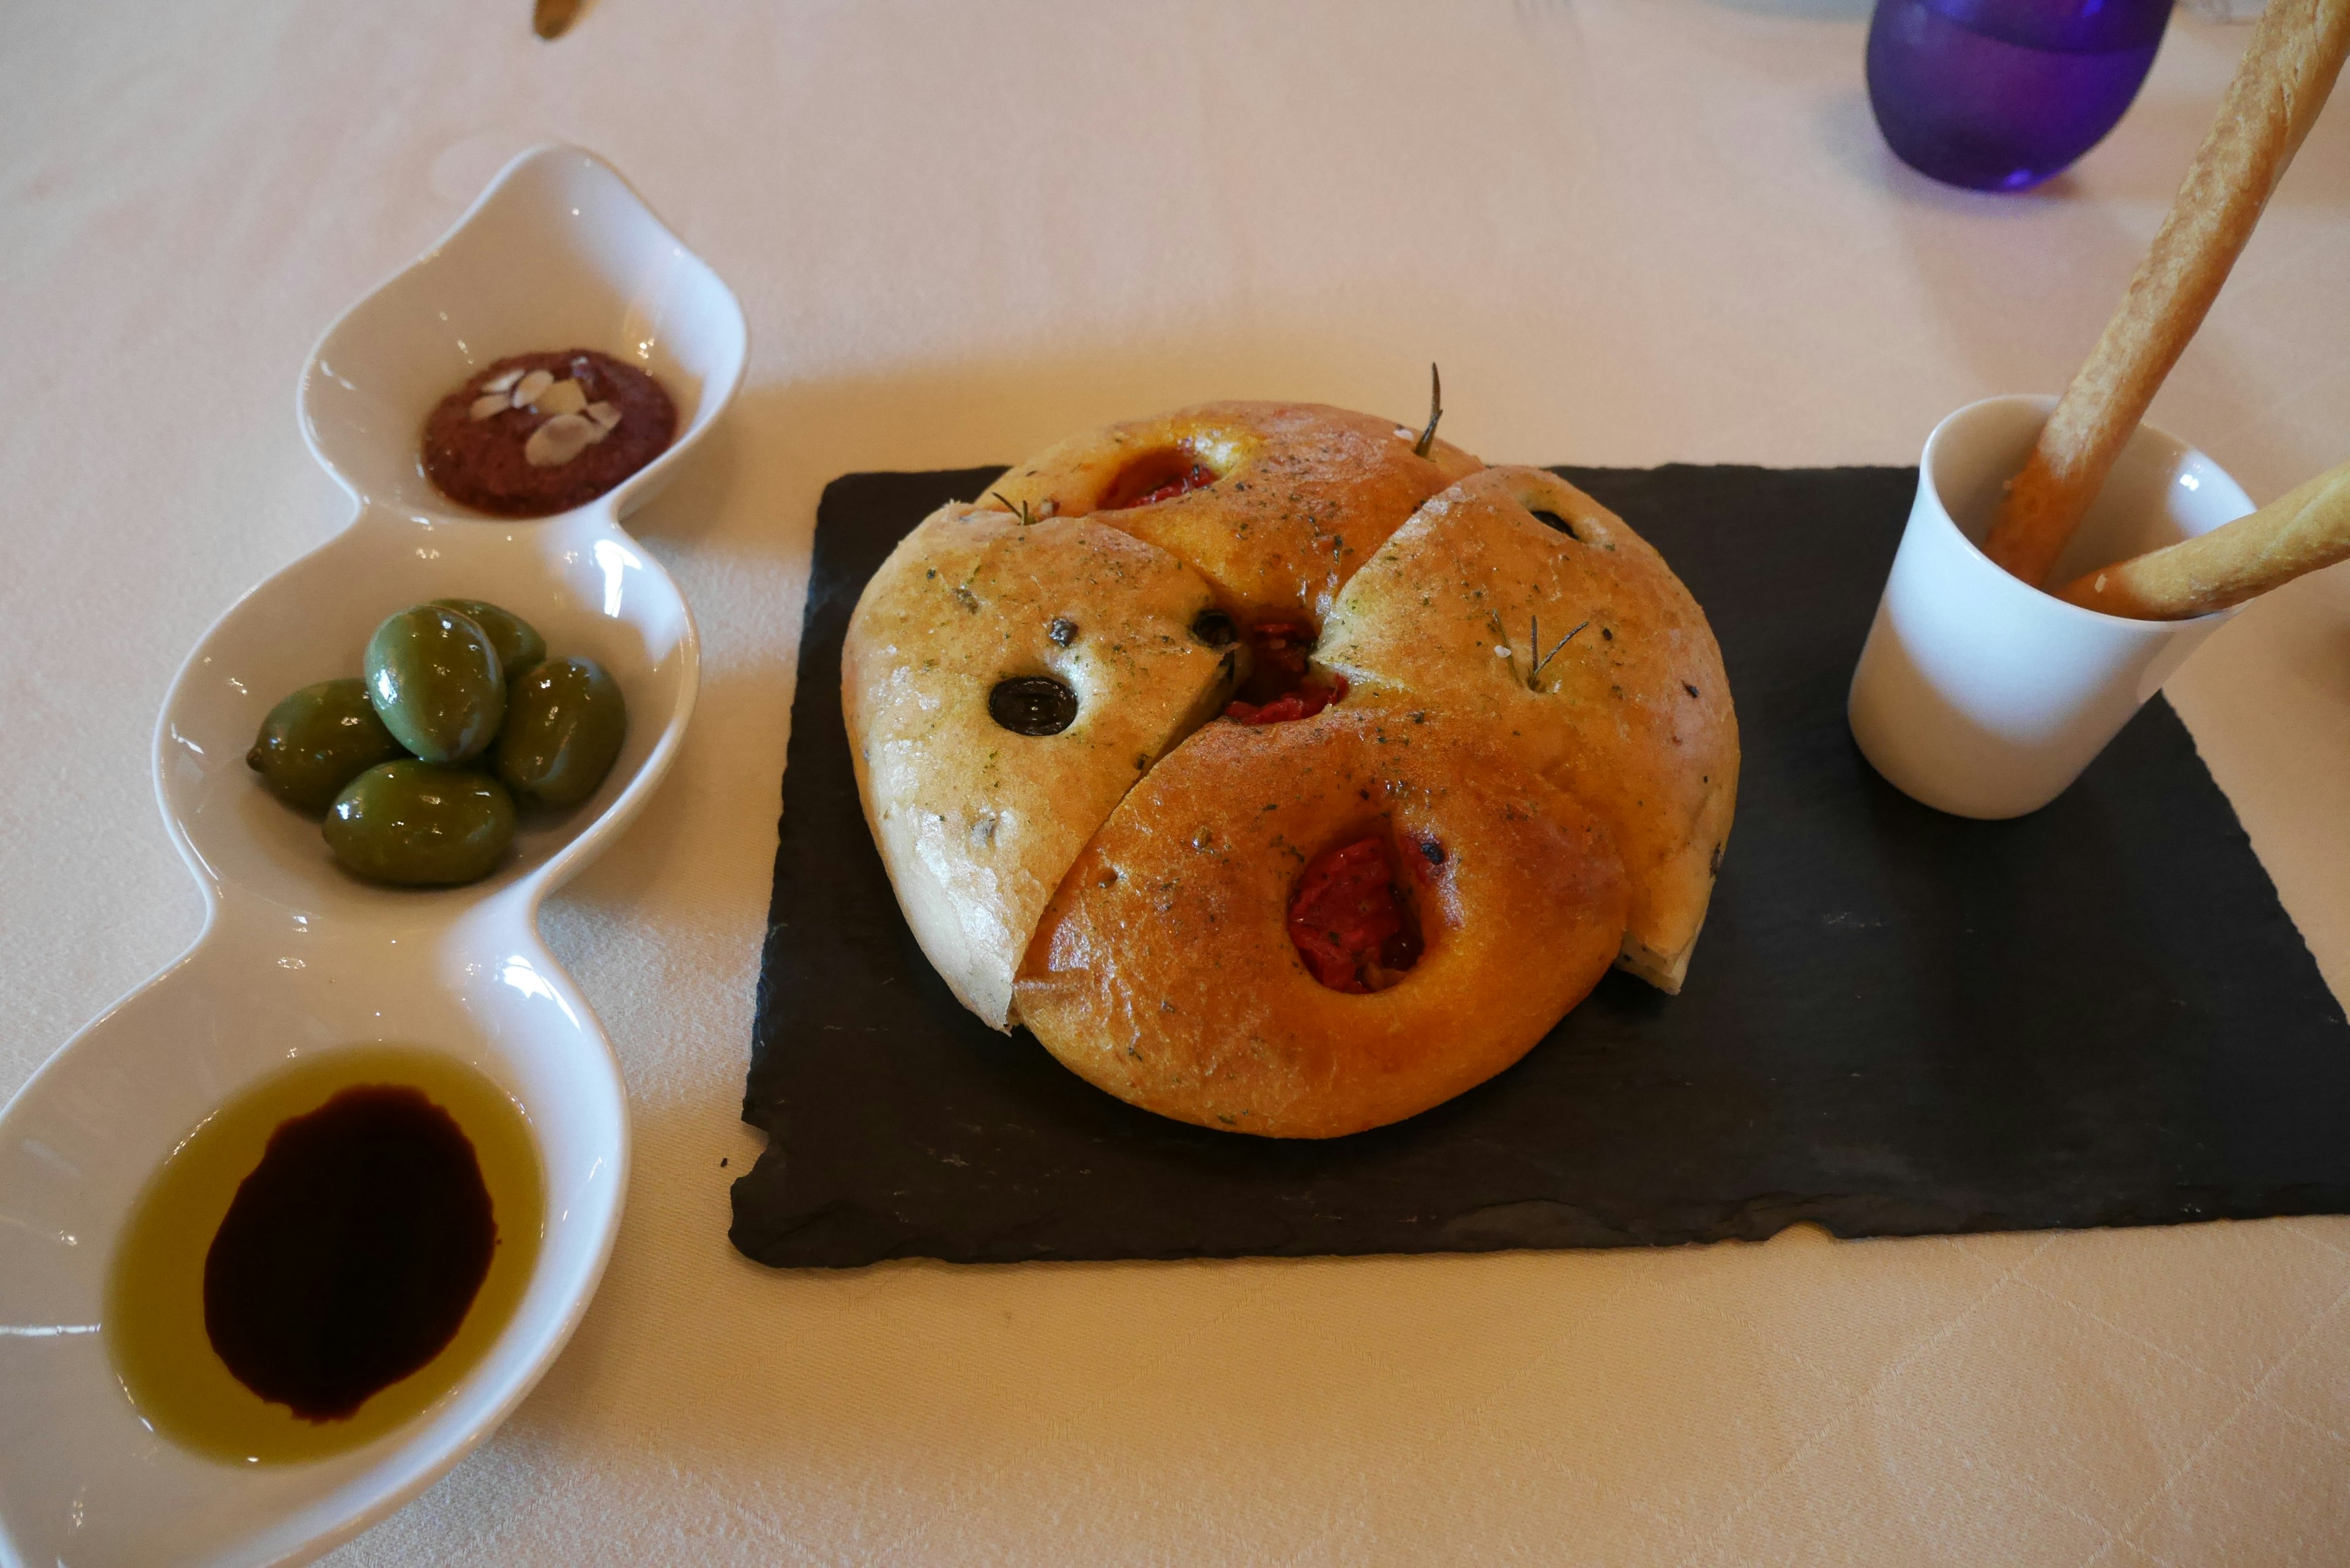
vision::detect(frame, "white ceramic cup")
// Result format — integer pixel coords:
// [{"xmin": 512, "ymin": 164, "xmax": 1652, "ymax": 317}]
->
[{"xmin": 1848, "ymin": 394, "xmax": 2252, "ymax": 819}]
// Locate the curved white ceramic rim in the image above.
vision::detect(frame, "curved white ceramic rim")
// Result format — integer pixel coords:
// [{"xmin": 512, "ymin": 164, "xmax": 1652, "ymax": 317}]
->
[
  {"xmin": 151, "ymin": 537, "xmax": 680, "ymax": 1561},
  {"xmin": 297, "ymin": 144, "xmax": 747, "ymax": 538},
  {"xmin": 0, "ymin": 144, "xmax": 744, "ymax": 1567},
  {"xmin": 214, "ymin": 143, "xmax": 720, "ymax": 1559},
  {"xmin": 1919, "ymin": 393, "xmax": 2237, "ymax": 633}
]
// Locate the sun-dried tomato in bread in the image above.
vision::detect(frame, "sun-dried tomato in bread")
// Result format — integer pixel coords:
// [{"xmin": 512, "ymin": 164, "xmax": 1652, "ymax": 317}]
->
[{"xmin": 1015, "ymin": 710, "xmax": 1627, "ymax": 1139}]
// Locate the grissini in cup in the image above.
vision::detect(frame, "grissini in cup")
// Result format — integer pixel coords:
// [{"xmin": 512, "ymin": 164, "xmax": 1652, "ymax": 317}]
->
[
  {"xmin": 2056, "ymin": 455, "xmax": 2350, "ymax": 619},
  {"xmin": 1982, "ymin": 0, "xmax": 2350, "ymax": 587}
]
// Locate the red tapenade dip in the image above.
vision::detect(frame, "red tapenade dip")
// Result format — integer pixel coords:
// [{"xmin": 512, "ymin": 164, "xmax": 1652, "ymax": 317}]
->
[{"xmin": 421, "ymin": 349, "xmax": 676, "ymax": 517}]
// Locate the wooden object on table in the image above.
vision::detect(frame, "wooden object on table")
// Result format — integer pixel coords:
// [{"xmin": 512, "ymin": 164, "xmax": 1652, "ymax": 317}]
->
[
  {"xmin": 1982, "ymin": 0, "xmax": 2350, "ymax": 587},
  {"xmin": 2057, "ymin": 455, "xmax": 2350, "ymax": 618}
]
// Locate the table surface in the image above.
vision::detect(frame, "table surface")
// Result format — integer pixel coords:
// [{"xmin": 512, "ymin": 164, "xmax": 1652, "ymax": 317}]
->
[{"xmin": 6, "ymin": 3, "xmax": 2349, "ymax": 1564}]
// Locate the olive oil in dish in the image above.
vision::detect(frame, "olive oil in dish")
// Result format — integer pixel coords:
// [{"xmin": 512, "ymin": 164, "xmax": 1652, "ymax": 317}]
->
[{"xmin": 105, "ymin": 1046, "xmax": 543, "ymax": 1464}]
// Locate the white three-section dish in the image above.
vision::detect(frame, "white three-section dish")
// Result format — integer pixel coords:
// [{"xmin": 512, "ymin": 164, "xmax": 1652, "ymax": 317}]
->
[{"xmin": 0, "ymin": 146, "xmax": 745, "ymax": 1567}]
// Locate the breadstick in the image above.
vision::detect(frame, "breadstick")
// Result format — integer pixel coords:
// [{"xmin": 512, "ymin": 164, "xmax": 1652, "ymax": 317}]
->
[
  {"xmin": 1983, "ymin": 0, "xmax": 2350, "ymax": 587},
  {"xmin": 2056, "ymin": 457, "xmax": 2350, "ymax": 619}
]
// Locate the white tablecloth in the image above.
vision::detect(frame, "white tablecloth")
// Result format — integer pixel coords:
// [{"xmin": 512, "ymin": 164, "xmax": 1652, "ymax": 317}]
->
[{"xmin": 7, "ymin": 2, "xmax": 2350, "ymax": 1562}]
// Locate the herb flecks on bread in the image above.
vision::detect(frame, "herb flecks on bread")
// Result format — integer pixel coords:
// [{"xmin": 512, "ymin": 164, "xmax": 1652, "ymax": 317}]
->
[
  {"xmin": 843, "ymin": 504, "xmax": 1237, "ymax": 1028},
  {"xmin": 980, "ymin": 400, "xmax": 1481, "ymax": 629},
  {"xmin": 1015, "ymin": 709, "xmax": 1628, "ymax": 1139},
  {"xmin": 1316, "ymin": 468, "xmax": 1738, "ymax": 993},
  {"xmin": 841, "ymin": 403, "xmax": 1739, "ymax": 1135}
]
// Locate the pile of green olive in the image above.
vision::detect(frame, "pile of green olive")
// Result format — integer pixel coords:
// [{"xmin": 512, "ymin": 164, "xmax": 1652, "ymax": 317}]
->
[{"xmin": 246, "ymin": 598, "xmax": 627, "ymax": 886}]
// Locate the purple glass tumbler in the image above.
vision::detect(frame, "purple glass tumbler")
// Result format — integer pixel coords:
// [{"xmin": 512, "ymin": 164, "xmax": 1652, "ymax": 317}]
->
[{"xmin": 1868, "ymin": 0, "xmax": 2174, "ymax": 190}]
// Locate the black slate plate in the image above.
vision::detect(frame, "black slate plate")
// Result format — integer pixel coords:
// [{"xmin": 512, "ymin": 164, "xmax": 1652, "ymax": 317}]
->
[{"xmin": 731, "ymin": 463, "xmax": 2350, "ymax": 1268}]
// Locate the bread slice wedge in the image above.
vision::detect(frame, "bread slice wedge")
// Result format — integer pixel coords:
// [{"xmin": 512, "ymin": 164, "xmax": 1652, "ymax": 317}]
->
[{"xmin": 844, "ymin": 502, "xmax": 1239, "ymax": 1027}]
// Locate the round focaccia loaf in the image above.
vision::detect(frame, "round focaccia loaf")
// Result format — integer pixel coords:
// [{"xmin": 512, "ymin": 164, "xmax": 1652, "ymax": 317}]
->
[
  {"xmin": 1013, "ymin": 709, "xmax": 1628, "ymax": 1139},
  {"xmin": 980, "ymin": 400, "xmax": 1482, "ymax": 627},
  {"xmin": 1315, "ymin": 466, "xmax": 1737, "ymax": 992},
  {"xmin": 844, "ymin": 502, "xmax": 1240, "ymax": 1028}
]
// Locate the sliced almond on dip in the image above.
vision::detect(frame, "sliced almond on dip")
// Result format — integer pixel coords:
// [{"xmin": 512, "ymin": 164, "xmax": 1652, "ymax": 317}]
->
[
  {"xmin": 584, "ymin": 400, "xmax": 622, "ymax": 433},
  {"xmin": 482, "ymin": 368, "xmax": 525, "ymax": 395},
  {"xmin": 534, "ymin": 378, "xmax": 589, "ymax": 417},
  {"xmin": 510, "ymin": 369, "xmax": 556, "ymax": 409},
  {"xmin": 469, "ymin": 393, "xmax": 512, "ymax": 420},
  {"xmin": 524, "ymin": 412, "xmax": 601, "ymax": 467}
]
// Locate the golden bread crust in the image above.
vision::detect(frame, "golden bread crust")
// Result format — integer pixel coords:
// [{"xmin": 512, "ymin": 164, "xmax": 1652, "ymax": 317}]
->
[
  {"xmin": 1315, "ymin": 467, "xmax": 1737, "ymax": 991},
  {"xmin": 981, "ymin": 400, "xmax": 1482, "ymax": 627},
  {"xmin": 1013, "ymin": 709, "xmax": 1628, "ymax": 1138},
  {"xmin": 846, "ymin": 406, "xmax": 1740, "ymax": 1137},
  {"xmin": 843, "ymin": 502, "xmax": 1237, "ymax": 1028}
]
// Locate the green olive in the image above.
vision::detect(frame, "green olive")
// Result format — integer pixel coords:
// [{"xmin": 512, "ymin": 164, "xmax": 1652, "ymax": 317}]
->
[
  {"xmin": 494, "ymin": 656, "xmax": 628, "ymax": 808},
  {"xmin": 324, "ymin": 761, "xmax": 517, "ymax": 885},
  {"xmin": 364, "ymin": 605, "xmax": 505, "ymax": 763},
  {"xmin": 428, "ymin": 599, "xmax": 545, "ymax": 678},
  {"xmin": 245, "ymin": 679, "xmax": 407, "ymax": 812}
]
